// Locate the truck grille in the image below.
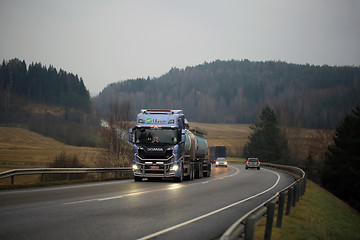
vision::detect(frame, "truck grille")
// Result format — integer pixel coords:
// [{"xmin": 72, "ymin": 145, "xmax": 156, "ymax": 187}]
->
[{"xmin": 138, "ymin": 149, "xmax": 173, "ymax": 160}]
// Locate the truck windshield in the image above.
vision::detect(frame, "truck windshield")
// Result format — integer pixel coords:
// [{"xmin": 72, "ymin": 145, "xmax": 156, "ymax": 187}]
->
[{"xmin": 134, "ymin": 128, "xmax": 180, "ymax": 144}]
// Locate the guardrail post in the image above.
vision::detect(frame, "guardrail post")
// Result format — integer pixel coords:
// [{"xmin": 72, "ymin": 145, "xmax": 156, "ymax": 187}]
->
[
  {"xmin": 286, "ymin": 187, "xmax": 293, "ymax": 215},
  {"xmin": 11, "ymin": 175, "xmax": 14, "ymax": 185},
  {"xmin": 41, "ymin": 173, "xmax": 45, "ymax": 182},
  {"xmin": 66, "ymin": 173, "xmax": 70, "ymax": 181},
  {"xmin": 292, "ymin": 184, "xmax": 297, "ymax": 207},
  {"xmin": 301, "ymin": 177, "xmax": 306, "ymax": 196},
  {"xmin": 245, "ymin": 217, "xmax": 256, "ymax": 240},
  {"xmin": 296, "ymin": 183, "xmax": 300, "ymax": 202},
  {"xmin": 276, "ymin": 192, "xmax": 285, "ymax": 228},
  {"xmin": 264, "ymin": 201, "xmax": 276, "ymax": 240}
]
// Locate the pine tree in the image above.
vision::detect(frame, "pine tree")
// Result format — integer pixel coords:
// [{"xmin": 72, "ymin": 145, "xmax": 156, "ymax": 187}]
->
[
  {"xmin": 321, "ymin": 101, "xmax": 360, "ymax": 211},
  {"xmin": 243, "ymin": 106, "xmax": 288, "ymax": 163}
]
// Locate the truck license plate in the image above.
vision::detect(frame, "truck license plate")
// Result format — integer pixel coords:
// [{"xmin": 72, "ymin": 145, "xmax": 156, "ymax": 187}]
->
[{"xmin": 150, "ymin": 165, "xmax": 159, "ymax": 169}]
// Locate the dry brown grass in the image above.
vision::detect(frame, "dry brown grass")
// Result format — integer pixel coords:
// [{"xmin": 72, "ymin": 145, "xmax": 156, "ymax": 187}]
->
[
  {"xmin": 190, "ymin": 122, "xmax": 252, "ymax": 147},
  {"xmin": 0, "ymin": 127, "xmax": 102, "ymax": 185}
]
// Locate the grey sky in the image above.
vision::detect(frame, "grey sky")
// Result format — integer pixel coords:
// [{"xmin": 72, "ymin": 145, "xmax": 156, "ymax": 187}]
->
[{"xmin": 1, "ymin": 0, "xmax": 359, "ymax": 95}]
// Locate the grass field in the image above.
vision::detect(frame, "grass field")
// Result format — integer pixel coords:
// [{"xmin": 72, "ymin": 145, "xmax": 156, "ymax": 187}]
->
[
  {"xmin": 0, "ymin": 127, "xmax": 102, "ymax": 185},
  {"xmin": 190, "ymin": 122, "xmax": 252, "ymax": 147}
]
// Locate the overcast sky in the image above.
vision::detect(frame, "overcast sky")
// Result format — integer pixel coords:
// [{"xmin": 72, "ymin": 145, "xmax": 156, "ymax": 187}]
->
[{"xmin": 1, "ymin": 0, "xmax": 359, "ymax": 95}]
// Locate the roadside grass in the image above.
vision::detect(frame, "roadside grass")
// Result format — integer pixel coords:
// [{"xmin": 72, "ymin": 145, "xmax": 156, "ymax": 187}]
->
[
  {"xmin": 221, "ymin": 160, "xmax": 360, "ymax": 239},
  {"xmin": 0, "ymin": 127, "xmax": 102, "ymax": 185},
  {"xmin": 254, "ymin": 180, "xmax": 360, "ymax": 240}
]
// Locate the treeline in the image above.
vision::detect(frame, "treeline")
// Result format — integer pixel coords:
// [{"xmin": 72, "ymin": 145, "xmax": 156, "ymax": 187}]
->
[
  {"xmin": 95, "ymin": 60, "xmax": 360, "ymax": 129},
  {"xmin": 0, "ymin": 58, "xmax": 90, "ymax": 112},
  {"xmin": 0, "ymin": 59, "xmax": 98, "ymax": 147}
]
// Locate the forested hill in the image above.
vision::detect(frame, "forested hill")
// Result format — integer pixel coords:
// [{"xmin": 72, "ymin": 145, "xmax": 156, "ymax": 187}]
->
[
  {"xmin": 0, "ymin": 59, "xmax": 97, "ymax": 147},
  {"xmin": 95, "ymin": 60, "xmax": 360, "ymax": 129},
  {"xmin": 0, "ymin": 58, "xmax": 91, "ymax": 112}
]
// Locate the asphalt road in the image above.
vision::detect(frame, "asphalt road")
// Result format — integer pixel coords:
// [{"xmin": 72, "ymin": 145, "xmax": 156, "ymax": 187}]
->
[{"xmin": 0, "ymin": 164, "xmax": 295, "ymax": 240}]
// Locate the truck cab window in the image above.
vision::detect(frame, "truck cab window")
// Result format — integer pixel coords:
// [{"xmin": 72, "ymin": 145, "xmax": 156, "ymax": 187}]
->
[{"xmin": 135, "ymin": 128, "xmax": 180, "ymax": 144}]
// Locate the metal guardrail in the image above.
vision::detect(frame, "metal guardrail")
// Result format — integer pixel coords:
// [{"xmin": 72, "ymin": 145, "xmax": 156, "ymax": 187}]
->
[
  {"xmin": 0, "ymin": 167, "xmax": 133, "ymax": 185},
  {"xmin": 220, "ymin": 163, "xmax": 306, "ymax": 240}
]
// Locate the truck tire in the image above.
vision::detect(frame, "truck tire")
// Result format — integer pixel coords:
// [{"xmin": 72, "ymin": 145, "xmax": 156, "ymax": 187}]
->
[
  {"xmin": 174, "ymin": 167, "xmax": 183, "ymax": 182},
  {"xmin": 203, "ymin": 162, "xmax": 211, "ymax": 177},
  {"xmin": 194, "ymin": 162, "xmax": 203, "ymax": 179},
  {"xmin": 190, "ymin": 166, "xmax": 194, "ymax": 180}
]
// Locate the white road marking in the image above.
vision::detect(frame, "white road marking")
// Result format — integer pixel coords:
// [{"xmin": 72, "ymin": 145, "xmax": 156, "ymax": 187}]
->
[{"xmin": 137, "ymin": 169, "xmax": 280, "ymax": 240}]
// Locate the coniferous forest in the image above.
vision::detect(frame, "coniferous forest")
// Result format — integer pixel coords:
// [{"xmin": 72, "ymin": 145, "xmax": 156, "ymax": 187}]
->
[
  {"xmin": 0, "ymin": 58, "xmax": 90, "ymax": 112},
  {"xmin": 0, "ymin": 59, "xmax": 98, "ymax": 146}
]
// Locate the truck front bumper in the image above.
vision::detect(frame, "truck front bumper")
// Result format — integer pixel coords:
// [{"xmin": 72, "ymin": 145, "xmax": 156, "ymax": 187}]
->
[{"xmin": 133, "ymin": 154, "xmax": 179, "ymax": 178}]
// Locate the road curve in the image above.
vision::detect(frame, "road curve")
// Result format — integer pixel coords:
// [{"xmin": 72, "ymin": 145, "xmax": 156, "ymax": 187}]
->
[{"xmin": 0, "ymin": 164, "xmax": 294, "ymax": 240}]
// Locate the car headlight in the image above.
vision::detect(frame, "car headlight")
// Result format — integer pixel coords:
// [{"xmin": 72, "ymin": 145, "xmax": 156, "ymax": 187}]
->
[{"xmin": 170, "ymin": 165, "xmax": 179, "ymax": 171}]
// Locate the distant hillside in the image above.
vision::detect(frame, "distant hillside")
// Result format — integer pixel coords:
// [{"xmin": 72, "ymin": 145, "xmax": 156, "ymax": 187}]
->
[{"xmin": 94, "ymin": 60, "xmax": 360, "ymax": 129}]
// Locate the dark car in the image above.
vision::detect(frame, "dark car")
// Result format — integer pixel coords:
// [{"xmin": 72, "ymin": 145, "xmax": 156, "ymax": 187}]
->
[
  {"xmin": 215, "ymin": 157, "xmax": 228, "ymax": 167},
  {"xmin": 245, "ymin": 158, "xmax": 260, "ymax": 170}
]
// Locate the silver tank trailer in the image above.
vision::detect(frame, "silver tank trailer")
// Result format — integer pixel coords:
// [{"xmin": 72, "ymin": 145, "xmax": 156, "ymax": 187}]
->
[{"xmin": 184, "ymin": 130, "xmax": 208, "ymax": 160}]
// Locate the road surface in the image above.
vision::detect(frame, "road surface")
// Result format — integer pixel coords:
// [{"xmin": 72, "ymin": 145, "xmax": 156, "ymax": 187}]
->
[{"xmin": 0, "ymin": 164, "xmax": 294, "ymax": 240}]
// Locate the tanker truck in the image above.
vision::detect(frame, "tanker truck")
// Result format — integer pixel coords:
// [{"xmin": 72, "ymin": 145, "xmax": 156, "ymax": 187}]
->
[{"xmin": 128, "ymin": 109, "xmax": 211, "ymax": 182}]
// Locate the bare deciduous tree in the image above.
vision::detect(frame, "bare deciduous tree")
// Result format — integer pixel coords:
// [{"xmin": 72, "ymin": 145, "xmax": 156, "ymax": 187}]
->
[{"xmin": 97, "ymin": 100, "xmax": 134, "ymax": 168}]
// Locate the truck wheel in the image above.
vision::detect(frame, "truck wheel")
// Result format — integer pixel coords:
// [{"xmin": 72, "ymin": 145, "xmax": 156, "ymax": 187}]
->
[
  {"xmin": 184, "ymin": 164, "xmax": 194, "ymax": 181},
  {"xmin": 174, "ymin": 167, "xmax": 183, "ymax": 182},
  {"xmin": 134, "ymin": 176, "xmax": 142, "ymax": 182}
]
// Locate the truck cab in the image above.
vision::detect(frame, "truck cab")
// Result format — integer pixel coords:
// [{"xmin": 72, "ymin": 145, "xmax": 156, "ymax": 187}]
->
[{"xmin": 129, "ymin": 109, "xmax": 186, "ymax": 181}]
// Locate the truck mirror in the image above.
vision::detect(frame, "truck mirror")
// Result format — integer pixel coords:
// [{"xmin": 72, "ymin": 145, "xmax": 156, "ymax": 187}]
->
[
  {"xmin": 181, "ymin": 129, "xmax": 186, "ymax": 143},
  {"xmin": 129, "ymin": 128, "xmax": 133, "ymax": 143}
]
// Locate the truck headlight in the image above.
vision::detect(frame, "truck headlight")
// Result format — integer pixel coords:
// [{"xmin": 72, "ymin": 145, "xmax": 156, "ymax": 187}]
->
[
  {"xmin": 133, "ymin": 164, "xmax": 139, "ymax": 170},
  {"xmin": 170, "ymin": 165, "xmax": 179, "ymax": 171}
]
